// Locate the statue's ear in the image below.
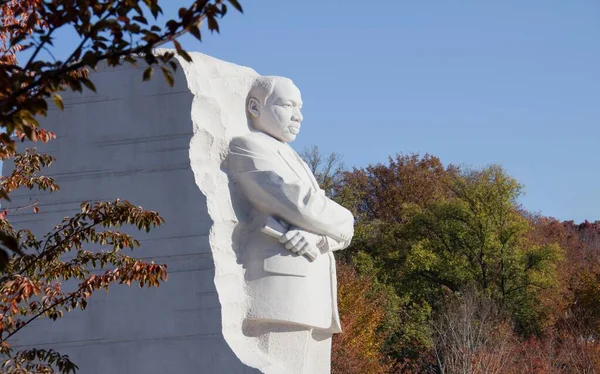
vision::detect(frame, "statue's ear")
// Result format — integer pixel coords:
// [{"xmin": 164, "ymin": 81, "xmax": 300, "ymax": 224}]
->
[{"xmin": 248, "ymin": 97, "xmax": 260, "ymax": 118}]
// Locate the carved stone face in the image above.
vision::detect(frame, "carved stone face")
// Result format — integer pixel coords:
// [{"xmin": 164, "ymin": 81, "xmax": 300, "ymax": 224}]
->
[{"xmin": 249, "ymin": 79, "xmax": 303, "ymax": 143}]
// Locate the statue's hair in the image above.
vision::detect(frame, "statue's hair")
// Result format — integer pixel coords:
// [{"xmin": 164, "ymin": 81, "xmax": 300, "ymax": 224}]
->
[{"xmin": 247, "ymin": 75, "xmax": 294, "ymax": 107}]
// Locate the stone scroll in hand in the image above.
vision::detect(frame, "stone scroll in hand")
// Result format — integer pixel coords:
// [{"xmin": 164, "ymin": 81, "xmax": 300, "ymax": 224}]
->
[{"xmin": 261, "ymin": 216, "xmax": 318, "ymax": 262}]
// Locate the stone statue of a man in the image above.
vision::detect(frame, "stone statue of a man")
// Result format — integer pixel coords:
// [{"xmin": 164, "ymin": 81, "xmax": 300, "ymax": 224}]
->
[{"xmin": 228, "ymin": 76, "xmax": 354, "ymax": 373}]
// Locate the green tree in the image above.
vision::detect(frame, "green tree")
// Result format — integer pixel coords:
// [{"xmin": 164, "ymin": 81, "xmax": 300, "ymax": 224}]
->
[
  {"xmin": 339, "ymin": 155, "xmax": 563, "ymax": 367},
  {"xmin": 404, "ymin": 166, "xmax": 562, "ymax": 336},
  {"xmin": 339, "ymin": 154, "xmax": 455, "ymax": 362}
]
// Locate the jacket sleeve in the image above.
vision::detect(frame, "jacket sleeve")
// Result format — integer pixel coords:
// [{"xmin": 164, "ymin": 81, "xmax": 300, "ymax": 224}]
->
[
  {"xmin": 319, "ymin": 235, "xmax": 351, "ymax": 252},
  {"xmin": 228, "ymin": 135, "xmax": 354, "ymax": 243}
]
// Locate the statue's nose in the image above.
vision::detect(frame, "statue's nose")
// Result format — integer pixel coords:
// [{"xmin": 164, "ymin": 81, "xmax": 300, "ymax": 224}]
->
[{"xmin": 292, "ymin": 111, "xmax": 303, "ymax": 122}]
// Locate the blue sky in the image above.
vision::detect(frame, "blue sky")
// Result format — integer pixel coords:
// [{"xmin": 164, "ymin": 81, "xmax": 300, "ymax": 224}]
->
[{"xmin": 42, "ymin": 1, "xmax": 600, "ymax": 222}]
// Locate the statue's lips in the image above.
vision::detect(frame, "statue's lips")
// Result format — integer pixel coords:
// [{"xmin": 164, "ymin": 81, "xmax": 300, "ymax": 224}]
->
[{"xmin": 288, "ymin": 125, "xmax": 300, "ymax": 135}]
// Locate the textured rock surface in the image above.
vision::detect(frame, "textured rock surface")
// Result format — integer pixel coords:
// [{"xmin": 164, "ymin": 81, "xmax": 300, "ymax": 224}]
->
[{"xmin": 2, "ymin": 52, "xmax": 263, "ymax": 373}]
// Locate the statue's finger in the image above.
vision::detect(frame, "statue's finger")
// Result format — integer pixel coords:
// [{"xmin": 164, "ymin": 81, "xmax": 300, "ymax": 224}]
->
[
  {"xmin": 290, "ymin": 233, "xmax": 302, "ymax": 246},
  {"xmin": 297, "ymin": 242, "xmax": 310, "ymax": 256},
  {"xmin": 279, "ymin": 230, "xmax": 296, "ymax": 243},
  {"xmin": 285, "ymin": 234, "xmax": 302, "ymax": 251},
  {"xmin": 294, "ymin": 238, "xmax": 309, "ymax": 253}
]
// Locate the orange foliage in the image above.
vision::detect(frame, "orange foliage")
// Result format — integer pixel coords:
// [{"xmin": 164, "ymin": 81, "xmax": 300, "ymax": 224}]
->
[
  {"xmin": 510, "ymin": 332, "xmax": 600, "ymax": 373},
  {"xmin": 0, "ymin": 87, "xmax": 168, "ymax": 373},
  {"xmin": 527, "ymin": 216, "xmax": 600, "ymax": 337},
  {"xmin": 341, "ymin": 154, "xmax": 454, "ymax": 223},
  {"xmin": 332, "ymin": 260, "xmax": 393, "ymax": 374},
  {"xmin": 0, "ymin": 0, "xmax": 44, "ymax": 65},
  {"xmin": 433, "ymin": 293, "xmax": 600, "ymax": 374},
  {"xmin": 461, "ymin": 332, "xmax": 600, "ymax": 374}
]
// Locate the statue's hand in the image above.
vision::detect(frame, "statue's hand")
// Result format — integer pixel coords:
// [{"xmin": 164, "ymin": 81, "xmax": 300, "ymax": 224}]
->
[{"xmin": 279, "ymin": 228, "xmax": 320, "ymax": 259}]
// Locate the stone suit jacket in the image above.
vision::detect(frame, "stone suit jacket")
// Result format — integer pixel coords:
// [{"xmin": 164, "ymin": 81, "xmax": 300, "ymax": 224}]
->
[{"xmin": 228, "ymin": 131, "xmax": 354, "ymax": 332}]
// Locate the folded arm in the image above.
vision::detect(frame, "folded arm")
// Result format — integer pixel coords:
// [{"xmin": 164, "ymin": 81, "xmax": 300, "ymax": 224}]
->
[{"xmin": 229, "ymin": 135, "xmax": 354, "ymax": 245}]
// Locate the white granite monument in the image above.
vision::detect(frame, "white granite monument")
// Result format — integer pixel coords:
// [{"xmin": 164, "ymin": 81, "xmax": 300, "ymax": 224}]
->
[
  {"xmin": 228, "ymin": 76, "xmax": 354, "ymax": 373},
  {"xmin": 3, "ymin": 51, "xmax": 354, "ymax": 374}
]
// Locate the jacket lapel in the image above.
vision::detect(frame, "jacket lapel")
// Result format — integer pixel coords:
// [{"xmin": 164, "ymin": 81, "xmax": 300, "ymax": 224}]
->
[
  {"xmin": 278, "ymin": 148, "xmax": 319, "ymax": 190},
  {"xmin": 300, "ymin": 159, "xmax": 321, "ymax": 190}
]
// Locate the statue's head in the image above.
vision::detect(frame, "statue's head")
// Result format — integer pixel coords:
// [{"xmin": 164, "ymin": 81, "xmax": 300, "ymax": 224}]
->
[{"xmin": 246, "ymin": 76, "xmax": 303, "ymax": 143}]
